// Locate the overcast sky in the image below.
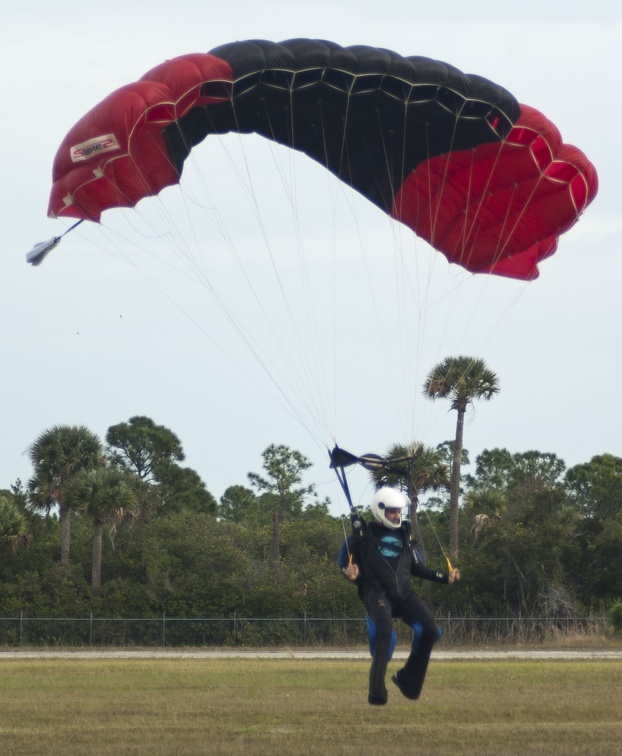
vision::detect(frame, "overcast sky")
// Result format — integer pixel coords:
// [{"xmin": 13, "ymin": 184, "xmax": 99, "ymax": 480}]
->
[{"xmin": 2, "ymin": 1, "xmax": 620, "ymax": 514}]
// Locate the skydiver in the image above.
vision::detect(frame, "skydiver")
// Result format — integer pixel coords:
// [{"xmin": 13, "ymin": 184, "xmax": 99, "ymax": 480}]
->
[{"xmin": 339, "ymin": 487, "xmax": 460, "ymax": 705}]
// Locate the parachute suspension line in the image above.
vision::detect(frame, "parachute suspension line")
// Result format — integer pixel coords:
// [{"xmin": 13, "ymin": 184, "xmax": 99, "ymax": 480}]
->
[
  {"xmin": 314, "ymin": 100, "xmax": 354, "ymax": 442},
  {"xmin": 454, "ymin": 144, "xmax": 479, "ymax": 273},
  {"xmin": 317, "ymin": 82, "xmax": 410, "ymax": 445},
  {"xmin": 249, "ymin": 94, "xmax": 340, "ymax": 443},
  {"xmin": 496, "ymin": 171, "xmax": 551, "ymax": 263},
  {"xmin": 340, "ymin": 515, "xmax": 353, "ymax": 565},
  {"xmin": 397, "ymin": 97, "xmax": 452, "ymax": 440},
  {"xmin": 386, "ymin": 100, "xmax": 414, "ymax": 436},
  {"xmin": 306, "ymin": 89, "xmax": 419, "ymax": 446},
  {"xmin": 118, "ymin": 131, "xmax": 207, "ymax": 252},
  {"xmin": 322, "ymin": 108, "xmax": 340, "ymax": 441},
  {"xmin": 191, "ymin": 85, "xmax": 366, "ymax": 448},
  {"xmin": 101, "ymin": 124, "xmax": 330, "ymax": 449},
  {"xmin": 94, "ymin": 203, "xmax": 328, "ymax": 444},
  {"xmin": 421, "ymin": 504, "xmax": 453, "ymax": 572},
  {"xmin": 459, "ymin": 143, "xmax": 520, "ymax": 274},
  {"xmin": 363, "ymin": 104, "xmax": 421, "ymax": 441},
  {"xmin": 384, "ymin": 107, "xmax": 445, "ymax": 443},
  {"xmin": 135, "ymin": 130, "xmax": 275, "ymax": 311},
  {"xmin": 402, "ymin": 119, "xmax": 456, "ymax": 419},
  {"xmin": 394, "ymin": 240, "xmax": 420, "ymax": 441},
  {"xmin": 426, "ymin": 109, "xmax": 458, "ymax": 248},
  {"xmin": 421, "ymin": 101, "xmax": 474, "ymax": 269},
  {"xmin": 96, "ymin": 127, "xmax": 220, "ymax": 286},
  {"xmin": 278, "ymin": 86, "xmax": 341, "ymax": 440},
  {"xmin": 331, "ymin": 78, "xmax": 363, "ymax": 441},
  {"xmin": 336, "ymin": 77, "xmax": 354, "ymax": 192},
  {"xmin": 438, "ymin": 137, "xmax": 533, "ymax": 354},
  {"xmin": 454, "ymin": 129, "xmax": 551, "ymax": 276},
  {"xmin": 92, "ymin": 143, "xmax": 213, "ymax": 284},
  {"xmin": 417, "ymin": 109, "xmax": 526, "ymax": 365},
  {"xmin": 327, "ymin": 71, "xmax": 396, "ymax": 436},
  {"xmin": 201, "ymin": 100, "xmax": 335, "ymax": 446},
  {"xmin": 482, "ymin": 181, "xmax": 526, "ymax": 272},
  {"xmin": 421, "ymin": 100, "xmax": 469, "ymax": 267},
  {"xmin": 389, "ymin": 99, "xmax": 422, "ymax": 441},
  {"xmin": 426, "ymin": 141, "xmax": 482, "ymax": 362},
  {"xmin": 144, "ymin": 88, "xmax": 354, "ymax": 452},
  {"xmin": 95, "ymin": 226, "xmax": 282, "ymax": 379},
  {"xmin": 235, "ymin": 109, "xmax": 336, "ymax": 442},
  {"xmin": 86, "ymin": 217, "xmax": 269, "ymax": 377},
  {"xmin": 453, "ymin": 143, "xmax": 487, "ymax": 273},
  {"xmin": 401, "ymin": 111, "xmax": 488, "ymax": 439},
  {"xmin": 431, "ymin": 138, "xmax": 531, "ymax": 360}
]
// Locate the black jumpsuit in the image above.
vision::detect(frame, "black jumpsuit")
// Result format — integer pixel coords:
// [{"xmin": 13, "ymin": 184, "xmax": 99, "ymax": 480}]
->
[{"xmin": 340, "ymin": 520, "xmax": 448, "ymax": 705}]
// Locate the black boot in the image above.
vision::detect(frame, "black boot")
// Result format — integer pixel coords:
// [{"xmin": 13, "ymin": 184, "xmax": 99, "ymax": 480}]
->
[
  {"xmin": 368, "ymin": 654, "xmax": 388, "ymax": 705},
  {"xmin": 391, "ymin": 671, "xmax": 419, "ymax": 700}
]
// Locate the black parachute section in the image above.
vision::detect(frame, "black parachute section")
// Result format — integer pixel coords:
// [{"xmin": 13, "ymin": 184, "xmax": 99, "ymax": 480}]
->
[{"xmin": 163, "ymin": 39, "xmax": 519, "ymax": 217}]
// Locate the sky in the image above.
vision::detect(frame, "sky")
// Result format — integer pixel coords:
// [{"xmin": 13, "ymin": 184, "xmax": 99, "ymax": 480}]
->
[{"xmin": 2, "ymin": 0, "xmax": 620, "ymax": 515}]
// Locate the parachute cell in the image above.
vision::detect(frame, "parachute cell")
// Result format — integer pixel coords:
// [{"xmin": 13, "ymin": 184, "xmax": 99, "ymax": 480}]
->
[{"xmin": 47, "ymin": 39, "xmax": 597, "ymax": 280}]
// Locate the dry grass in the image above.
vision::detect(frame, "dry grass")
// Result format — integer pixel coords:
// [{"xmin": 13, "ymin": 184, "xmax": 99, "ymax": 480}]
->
[{"xmin": 0, "ymin": 658, "xmax": 621, "ymax": 754}]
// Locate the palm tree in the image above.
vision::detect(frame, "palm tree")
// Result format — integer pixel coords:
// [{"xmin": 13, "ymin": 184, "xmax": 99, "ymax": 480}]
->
[
  {"xmin": 27, "ymin": 425, "xmax": 103, "ymax": 564},
  {"xmin": 65, "ymin": 467, "xmax": 138, "ymax": 592},
  {"xmin": 369, "ymin": 442, "xmax": 450, "ymax": 557},
  {"xmin": 423, "ymin": 356, "xmax": 499, "ymax": 561},
  {"xmin": 0, "ymin": 493, "xmax": 30, "ymax": 553}
]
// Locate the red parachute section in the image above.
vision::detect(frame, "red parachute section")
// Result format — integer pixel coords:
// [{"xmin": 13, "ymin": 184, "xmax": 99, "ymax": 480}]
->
[
  {"xmin": 48, "ymin": 54, "xmax": 232, "ymax": 222},
  {"xmin": 392, "ymin": 104, "xmax": 598, "ymax": 279}
]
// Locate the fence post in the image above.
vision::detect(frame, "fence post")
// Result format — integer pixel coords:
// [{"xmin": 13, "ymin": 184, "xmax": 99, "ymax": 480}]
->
[
  {"xmin": 162, "ymin": 611, "xmax": 166, "ymax": 647},
  {"xmin": 90, "ymin": 612, "xmax": 93, "ymax": 646},
  {"xmin": 19, "ymin": 610, "xmax": 23, "ymax": 647},
  {"xmin": 303, "ymin": 611, "xmax": 307, "ymax": 645},
  {"xmin": 233, "ymin": 611, "xmax": 237, "ymax": 647}
]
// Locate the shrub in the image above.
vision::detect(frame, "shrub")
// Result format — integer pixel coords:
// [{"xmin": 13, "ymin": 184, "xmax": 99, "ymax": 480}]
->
[{"xmin": 607, "ymin": 599, "xmax": 622, "ymax": 634}]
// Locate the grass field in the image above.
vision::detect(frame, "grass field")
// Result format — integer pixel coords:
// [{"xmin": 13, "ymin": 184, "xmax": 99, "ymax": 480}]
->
[{"xmin": 1, "ymin": 657, "xmax": 621, "ymax": 755}]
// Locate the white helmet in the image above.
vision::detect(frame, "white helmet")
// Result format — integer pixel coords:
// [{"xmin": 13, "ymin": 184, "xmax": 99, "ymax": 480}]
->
[{"xmin": 370, "ymin": 487, "xmax": 409, "ymax": 529}]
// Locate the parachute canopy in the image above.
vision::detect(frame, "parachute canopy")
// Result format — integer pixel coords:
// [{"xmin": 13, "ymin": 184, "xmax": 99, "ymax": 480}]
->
[{"xmin": 47, "ymin": 39, "xmax": 598, "ymax": 280}]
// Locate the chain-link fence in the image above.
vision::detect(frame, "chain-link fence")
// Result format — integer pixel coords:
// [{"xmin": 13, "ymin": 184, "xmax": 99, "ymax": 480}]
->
[{"xmin": 0, "ymin": 613, "xmax": 609, "ymax": 648}]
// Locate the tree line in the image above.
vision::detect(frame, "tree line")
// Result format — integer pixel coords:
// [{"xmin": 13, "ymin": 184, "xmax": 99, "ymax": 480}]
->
[
  {"xmin": 1, "ymin": 356, "xmax": 621, "ymax": 634},
  {"xmin": 1, "ymin": 417, "xmax": 621, "ymax": 624}
]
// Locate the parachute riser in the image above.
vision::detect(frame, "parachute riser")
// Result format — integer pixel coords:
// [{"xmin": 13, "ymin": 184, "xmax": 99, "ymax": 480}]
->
[{"xmin": 329, "ymin": 452, "xmax": 365, "ymax": 535}]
